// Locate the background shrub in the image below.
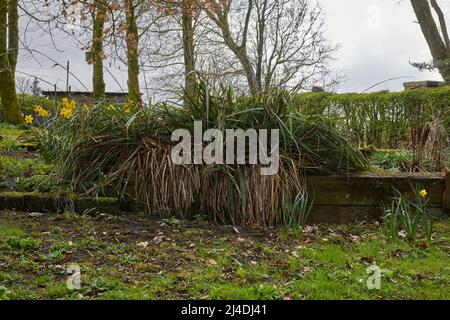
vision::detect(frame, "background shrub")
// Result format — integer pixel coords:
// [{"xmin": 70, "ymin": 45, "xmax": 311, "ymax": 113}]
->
[
  {"xmin": 290, "ymin": 86, "xmax": 450, "ymax": 149},
  {"xmin": 0, "ymin": 94, "xmax": 55, "ymax": 126}
]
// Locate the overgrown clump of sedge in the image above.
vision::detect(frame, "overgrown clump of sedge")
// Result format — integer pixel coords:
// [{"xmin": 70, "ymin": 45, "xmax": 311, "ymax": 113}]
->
[{"xmin": 44, "ymin": 80, "xmax": 368, "ymax": 228}]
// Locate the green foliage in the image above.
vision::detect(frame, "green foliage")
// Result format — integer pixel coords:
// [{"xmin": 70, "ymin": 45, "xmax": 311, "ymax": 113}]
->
[
  {"xmin": 0, "ymin": 123, "xmax": 25, "ymax": 153},
  {"xmin": 159, "ymin": 218, "xmax": 181, "ymax": 228},
  {"xmin": 382, "ymin": 186, "xmax": 434, "ymax": 244},
  {"xmin": 38, "ymin": 127, "xmax": 69, "ymax": 164},
  {"xmin": 279, "ymin": 190, "xmax": 313, "ymax": 240},
  {"xmin": 0, "ymin": 136, "xmax": 22, "ymax": 153},
  {"xmin": 4, "ymin": 236, "xmax": 39, "ymax": 252},
  {"xmin": 0, "ymin": 94, "xmax": 55, "ymax": 127},
  {"xmin": 17, "ymin": 94, "xmax": 54, "ymax": 116},
  {"xmin": 371, "ymin": 149, "xmax": 413, "ymax": 171},
  {"xmin": 40, "ymin": 241, "xmax": 75, "ymax": 263},
  {"xmin": 0, "ymin": 155, "xmax": 57, "ymax": 192},
  {"xmin": 0, "ymin": 124, "xmax": 42, "ymax": 154},
  {"xmin": 0, "ymin": 286, "xmax": 10, "ymax": 300},
  {"xmin": 291, "ymin": 86, "xmax": 450, "ymax": 149}
]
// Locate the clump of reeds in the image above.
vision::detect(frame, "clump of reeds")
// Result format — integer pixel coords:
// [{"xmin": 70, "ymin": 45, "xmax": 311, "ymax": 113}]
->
[{"xmin": 50, "ymin": 81, "xmax": 368, "ymax": 227}]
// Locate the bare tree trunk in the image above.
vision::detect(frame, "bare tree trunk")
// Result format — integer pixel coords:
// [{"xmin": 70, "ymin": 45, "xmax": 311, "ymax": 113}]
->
[
  {"xmin": 182, "ymin": 1, "xmax": 196, "ymax": 102},
  {"xmin": 255, "ymin": 0, "xmax": 268, "ymax": 90},
  {"xmin": 0, "ymin": 0, "xmax": 23, "ymax": 124},
  {"xmin": 411, "ymin": 0, "xmax": 450, "ymax": 83},
  {"xmin": 236, "ymin": 44, "xmax": 261, "ymax": 96},
  {"xmin": 92, "ymin": 0, "xmax": 106, "ymax": 102},
  {"xmin": 125, "ymin": 0, "xmax": 142, "ymax": 107},
  {"xmin": 210, "ymin": 0, "xmax": 261, "ymax": 95},
  {"xmin": 220, "ymin": 22, "xmax": 260, "ymax": 95}
]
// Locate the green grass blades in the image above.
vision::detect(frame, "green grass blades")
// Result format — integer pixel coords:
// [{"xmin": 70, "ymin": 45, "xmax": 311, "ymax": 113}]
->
[{"xmin": 0, "ymin": 210, "xmax": 449, "ymax": 300}]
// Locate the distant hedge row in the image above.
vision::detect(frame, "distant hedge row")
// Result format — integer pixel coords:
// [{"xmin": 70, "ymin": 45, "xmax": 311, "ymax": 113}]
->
[
  {"xmin": 2, "ymin": 87, "xmax": 449, "ymax": 150},
  {"xmin": 291, "ymin": 86, "xmax": 450, "ymax": 148}
]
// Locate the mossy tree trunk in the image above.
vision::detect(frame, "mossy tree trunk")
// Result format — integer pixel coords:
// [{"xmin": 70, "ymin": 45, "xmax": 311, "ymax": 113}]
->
[
  {"xmin": 125, "ymin": 0, "xmax": 142, "ymax": 108},
  {"xmin": 92, "ymin": 0, "xmax": 106, "ymax": 102},
  {"xmin": 182, "ymin": 1, "xmax": 196, "ymax": 105},
  {"xmin": 0, "ymin": 0, "xmax": 23, "ymax": 124}
]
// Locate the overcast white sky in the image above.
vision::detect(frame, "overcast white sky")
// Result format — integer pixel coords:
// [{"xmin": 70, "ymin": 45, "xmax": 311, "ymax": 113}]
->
[
  {"xmin": 17, "ymin": 0, "xmax": 448, "ymax": 96},
  {"xmin": 320, "ymin": 0, "xmax": 446, "ymax": 92}
]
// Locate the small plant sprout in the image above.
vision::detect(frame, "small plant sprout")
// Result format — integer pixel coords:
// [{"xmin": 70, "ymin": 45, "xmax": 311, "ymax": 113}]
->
[
  {"xmin": 279, "ymin": 189, "xmax": 314, "ymax": 240},
  {"xmin": 381, "ymin": 185, "xmax": 434, "ymax": 244}
]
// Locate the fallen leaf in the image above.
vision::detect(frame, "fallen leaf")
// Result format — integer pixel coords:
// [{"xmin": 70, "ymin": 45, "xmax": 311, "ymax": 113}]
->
[
  {"xmin": 237, "ymin": 237, "xmax": 245, "ymax": 243},
  {"xmin": 29, "ymin": 212, "xmax": 43, "ymax": 217},
  {"xmin": 137, "ymin": 241, "xmax": 149, "ymax": 248},
  {"xmin": 152, "ymin": 236, "xmax": 165, "ymax": 245},
  {"xmin": 398, "ymin": 230, "xmax": 407, "ymax": 238},
  {"xmin": 207, "ymin": 259, "xmax": 217, "ymax": 266}
]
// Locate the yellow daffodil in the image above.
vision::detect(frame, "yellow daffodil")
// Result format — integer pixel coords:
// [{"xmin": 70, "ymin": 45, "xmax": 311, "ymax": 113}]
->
[
  {"xmin": 24, "ymin": 114, "xmax": 33, "ymax": 124},
  {"xmin": 59, "ymin": 97, "xmax": 77, "ymax": 119},
  {"xmin": 34, "ymin": 105, "xmax": 50, "ymax": 117},
  {"xmin": 41, "ymin": 109, "xmax": 50, "ymax": 117},
  {"xmin": 419, "ymin": 189, "xmax": 427, "ymax": 198},
  {"xmin": 60, "ymin": 107, "xmax": 73, "ymax": 119},
  {"xmin": 62, "ymin": 98, "xmax": 76, "ymax": 110}
]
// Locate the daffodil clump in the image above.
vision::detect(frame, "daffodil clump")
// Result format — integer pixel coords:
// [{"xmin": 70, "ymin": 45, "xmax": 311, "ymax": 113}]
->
[
  {"xmin": 60, "ymin": 98, "xmax": 77, "ymax": 119},
  {"xmin": 105, "ymin": 103, "xmax": 132, "ymax": 114},
  {"xmin": 23, "ymin": 105, "xmax": 51, "ymax": 125},
  {"xmin": 34, "ymin": 105, "xmax": 50, "ymax": 118},
  {"xmin": 382, "ymin": 187, "xmax": 433, "ymax": 244}
]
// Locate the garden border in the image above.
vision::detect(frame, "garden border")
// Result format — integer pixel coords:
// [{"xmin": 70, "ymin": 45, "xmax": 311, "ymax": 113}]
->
[
  {"xmin": 1, "ymin": 173, "xmax": 448, "ymax": 223},
  {"xmin": 307, "ymin": 173, "xmax": 449, "ymax": 223}
]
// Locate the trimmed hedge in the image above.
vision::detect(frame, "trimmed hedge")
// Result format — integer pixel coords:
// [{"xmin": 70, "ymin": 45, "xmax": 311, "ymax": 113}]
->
[{"xmin": 291, "ymin": 86, "xmax": 450, "ymax": 148}]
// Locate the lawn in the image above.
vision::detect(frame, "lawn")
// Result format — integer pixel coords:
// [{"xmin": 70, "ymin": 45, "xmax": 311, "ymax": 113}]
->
[
  {"xmin": 1, "ymin": 117, "xmax": 449, "ymax": 301},
  {"xmin": 0, "ymin": 210, "xmax": 448, "ymax": 300}
]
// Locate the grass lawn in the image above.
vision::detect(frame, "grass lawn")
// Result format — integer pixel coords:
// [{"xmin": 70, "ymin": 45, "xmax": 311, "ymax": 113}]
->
[
  {"xmin": 0, "ymin": 210, "xmax": 448, "ymax": 300},
  {"xmin": 1, "ymin": 124, "xmax": 449, "ymax": 300}
]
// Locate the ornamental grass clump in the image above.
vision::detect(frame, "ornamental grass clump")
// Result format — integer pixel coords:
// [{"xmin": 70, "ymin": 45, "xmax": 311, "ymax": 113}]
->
[{"xmin": 51, "ymin": 81, "xmax": 368, "ymax": 227}]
